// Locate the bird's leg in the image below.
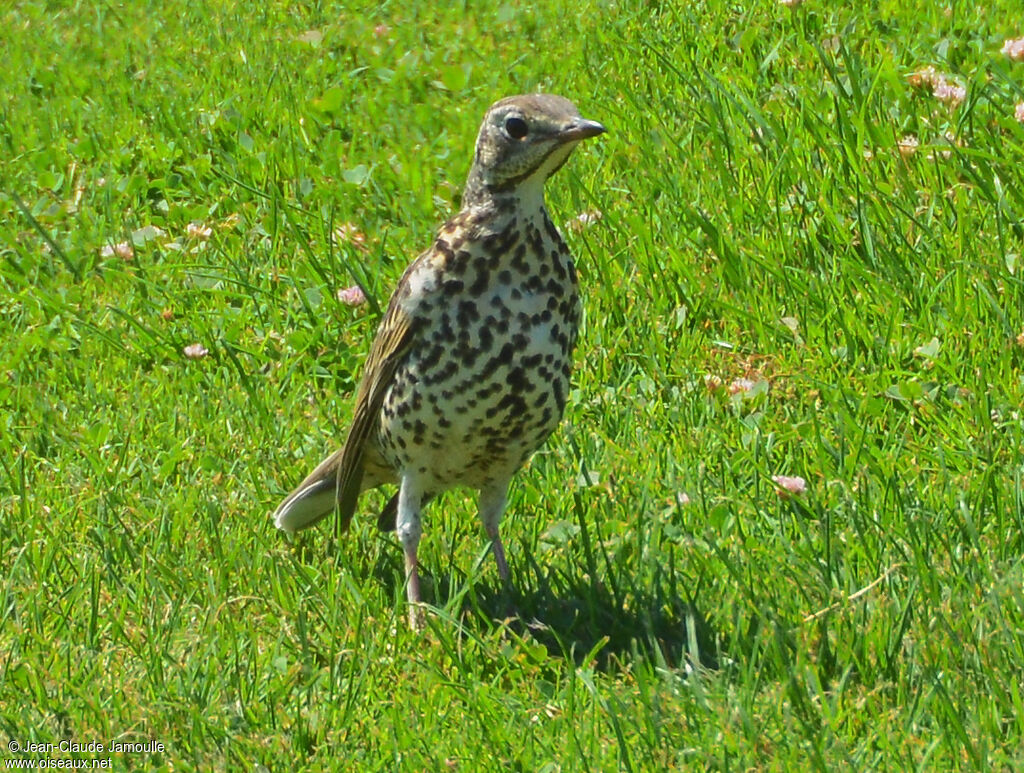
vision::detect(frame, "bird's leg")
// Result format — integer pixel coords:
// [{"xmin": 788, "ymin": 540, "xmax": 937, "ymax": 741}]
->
[
  {"xmin": 479, "ymin": 483, "xmax": 519, "ymax": 620},
  {"xmin": 395, "ymin": 475, "xmax": 426, "ymax": 629},
  {"xmin": 478, "ymin": 484, "xmax": 511, "ymax": 584}
]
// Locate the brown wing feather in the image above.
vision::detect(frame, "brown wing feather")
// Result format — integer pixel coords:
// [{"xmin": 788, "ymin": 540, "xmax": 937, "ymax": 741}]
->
[
  {"xmin": 331, "ymin": 302, "xmax": 415, "ymax": 530},
  {"xmin": 272, "ymin": 292, "xmax": 417, "ymax": 534}
]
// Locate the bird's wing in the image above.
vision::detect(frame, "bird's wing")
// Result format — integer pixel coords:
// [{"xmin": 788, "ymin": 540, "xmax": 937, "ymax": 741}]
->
[
  {"xmin": 332, "ymin": 294, "xmax": 416, "ymax": 529},
  {"xmin": 272, "ymin": 283, "xmax": 419, "ymax": 534}
]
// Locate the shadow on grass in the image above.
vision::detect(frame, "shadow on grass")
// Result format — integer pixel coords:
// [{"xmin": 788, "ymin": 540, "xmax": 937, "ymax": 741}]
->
[
  {"xmin": 310, "ymin": 510, "xmax": 723, "ymax": 673},
  {"xmin": 425, "ymin": 563, "xmax": 721, "ymax": 673},
  {"xmin": 295, "ymin": 533, "xmax": 723, "ymax": 674}
]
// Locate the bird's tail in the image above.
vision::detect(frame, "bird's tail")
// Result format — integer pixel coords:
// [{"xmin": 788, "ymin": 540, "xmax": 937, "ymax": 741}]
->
[{"xmin": 273, "ymin": 448, "xmax": 348, "ymax": 533}]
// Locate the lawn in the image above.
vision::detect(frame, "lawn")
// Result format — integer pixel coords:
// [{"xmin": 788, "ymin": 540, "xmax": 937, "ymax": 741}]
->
[{"xmin": 2, "ymin": 0, "xmax": 1023, "ymax": 769}]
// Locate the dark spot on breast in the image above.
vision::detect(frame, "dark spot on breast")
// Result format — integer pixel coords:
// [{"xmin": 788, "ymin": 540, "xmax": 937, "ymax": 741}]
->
[
  {"xmin": 550, "ymin": 250, "xmax": 567, "ymax": 279},
  {"xmin": 469, "ymin": 268, "xmax": 490, "ymax": 295},
  {"xmin": 484, "ymin": 342, "xmax": 516, "ymax": 371},
  {"xmin": 527, "ymin": 226, "xmax": 544, "ymax": 254},
  {"xmin": 423, "ymin": 360, "xmax": 459, "ymax": 386},
  {"xmin": 418, "ymin": 343, "xmax": 444, "ymax": 371},
  {"xmin": 510, "ymin": 244, "xmax": 528, "ymax": 274},
  {"xmin": 506, "ymin": 366, "xmax": 535, "ymax": 394},
  {"xmin": 487, "ymin": 393, "xmax": 527, "ymax": 419},
  {"xmin": 443, "ymin": 278, "xmax": 464, "ymax": 295},
  {"xmin": 543, "ymin": 214, "xmax": 564, "ymax": 245},
  {"xmin": 479, "ymin": 324, "xmax": 494, "ymax": 351},
  {"xmin": 452, "ymin": 250, "xmax": 472, "ymax": 272},
  {"xmin": 545, "ymin": 278, "xmax": 565, "ymax": 297},
  {"xmin": 476, "ymin": 381, "xmax": 502, "ymax": 400},
  {"xmin": 457, "ymin": 300, "xmax": 481, "ymax": 325}
]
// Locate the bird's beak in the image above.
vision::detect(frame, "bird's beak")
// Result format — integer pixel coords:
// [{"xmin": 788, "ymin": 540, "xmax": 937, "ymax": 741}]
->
[{"xmin": 557, "ymin": 118, "xmax": 607, "ymax": 142}]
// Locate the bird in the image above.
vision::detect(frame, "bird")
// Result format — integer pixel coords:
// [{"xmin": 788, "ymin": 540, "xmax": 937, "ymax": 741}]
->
[{"xmin": 273, "ymin": 94, "xmax": 605, "ymax": 628}]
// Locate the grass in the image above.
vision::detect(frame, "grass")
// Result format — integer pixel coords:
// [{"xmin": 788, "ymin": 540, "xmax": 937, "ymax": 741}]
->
[{"xmin": 2, "ymin": 0, "xmax": 1024, "ymax": 769}]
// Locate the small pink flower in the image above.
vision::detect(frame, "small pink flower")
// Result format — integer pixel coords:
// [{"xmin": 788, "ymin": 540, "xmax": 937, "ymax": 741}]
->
[
  {"xmin": 1002, "ymin": 37, "xmax": 1024, "ymax": 62},
  {"xmin": 772, "ymin": 475, "xmax": 807, "ymax": 497},
  {"xmin": 101, "ymin": 241, "xmax": 134, "ymax": 260},
  {"xmin": 333, "ymin": 223, "xmax": 368, "ymax": 251},
  {"xmin": 373, "ymin": 24, "xmax": 391, "ymax": 38},
  {"xmin": 898, "ymin": 135, "xmax": 919, "ymax": 158},
  {"xmin": 186, "ymin": 222, "xmax": 212, "ymax": 240},
  {"xmin": 908, "ymin": 67, "xmax": 965, "ymax": 107},
  {"xmin": 337, "ymin": 285, "xmax": 367, "ymax": 306},
  {"xmin": 728, "ymin": 377, "xmax": 757, "ymax": 396},
  {"xmin": 703, "ymin": 374, "xmax": 723, "ymax": 392},
  {"xmin": 567, "ymin": 209, "xmax": 603, "ymax": 232},
  {"xmin": 676, "ymin": 492, "xmax": 691, "ymax": 506},
  {"xmin": 908, "ymin": 66, "xmax": 939, "ymax": 89},
  {"xmin": 779, "ymin": 0, "xmax": 803, "ymax": 7},
  {"xmin": 932, "ymin": 80, "xmax": 965, "ymax": 107},
  {"xmin": 183, "ymin": 343, "xmax": 209, "ymax": 359},
  {"xmin": 1016, "ymin": 102, "xmax": 1024, "ymax": 123}
]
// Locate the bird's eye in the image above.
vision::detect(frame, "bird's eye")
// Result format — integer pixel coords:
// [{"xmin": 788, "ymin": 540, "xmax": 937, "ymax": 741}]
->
[{"xmin": 504, "ymin": 116, "xmax": 528, "ymax": 139}]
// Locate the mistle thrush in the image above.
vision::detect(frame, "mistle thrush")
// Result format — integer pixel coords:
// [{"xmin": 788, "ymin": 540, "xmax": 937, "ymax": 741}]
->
[{"xmin": 273, "ymin": 94, "xmax": 605, "ymax": 627}]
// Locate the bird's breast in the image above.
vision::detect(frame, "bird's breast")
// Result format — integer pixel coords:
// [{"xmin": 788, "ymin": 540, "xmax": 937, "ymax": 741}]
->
[{"xmin": 377, "ymin": 218, "xmax": 580, "ymax": 488}]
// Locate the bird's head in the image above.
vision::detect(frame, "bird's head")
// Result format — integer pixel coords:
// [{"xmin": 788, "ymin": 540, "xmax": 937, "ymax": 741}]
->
[{"xmin": 463, "ymin": 94, "xmax": 605, "ymax": 209}]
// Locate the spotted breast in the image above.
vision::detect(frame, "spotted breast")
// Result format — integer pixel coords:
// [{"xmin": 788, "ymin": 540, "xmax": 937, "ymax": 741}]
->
[{"xmin": 375, "ymin": 203, "xmax": 580, "ymax": 493}]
